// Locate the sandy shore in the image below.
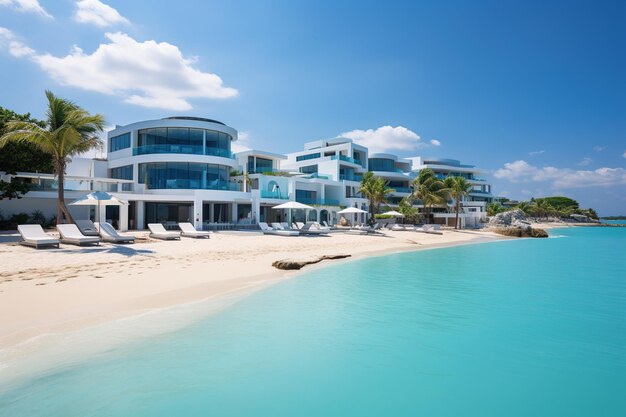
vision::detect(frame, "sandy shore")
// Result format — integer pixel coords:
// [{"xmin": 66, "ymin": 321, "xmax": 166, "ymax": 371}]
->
[{"xmin": 0, "ymin": 228, "xmax": 504, "ymax": 352}]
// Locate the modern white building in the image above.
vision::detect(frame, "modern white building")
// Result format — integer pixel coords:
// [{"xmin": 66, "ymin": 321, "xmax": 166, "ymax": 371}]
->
[{"xmin": 0, "ymin": 117, "xmax": 494, "ymax": 230}]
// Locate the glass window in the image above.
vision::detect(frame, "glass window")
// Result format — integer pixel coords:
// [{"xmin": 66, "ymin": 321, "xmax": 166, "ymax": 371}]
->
[
  {"xmin": 205, "ymin": 130, "xmax": 219, "ymax": 149},
  {"xmin": 167, "ymin": 128, "xmax": 189, "ymax": 146},
  {"xmin": 296, "ymin": 153, "xmax": 321, "ymax": 162},
  {"xmin": 368, "ymin": 158, "xmax": 395, "ymax": 172},
  {"xmin": 255, "ymin": 157, "xmax": 273, "ymax": 173},
  {"xmin": 108, "ymin": 133, "xmax": 130, "ymax": 152},
  {"xmin": 300, "ymin": 165, "xmax": 318, "ymax": 174}
]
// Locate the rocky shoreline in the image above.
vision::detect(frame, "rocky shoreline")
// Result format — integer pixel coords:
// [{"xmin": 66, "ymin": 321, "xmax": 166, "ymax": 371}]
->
[{"xmin": 487, "ymin": 209, "xmax": 548, "ymax": 238}]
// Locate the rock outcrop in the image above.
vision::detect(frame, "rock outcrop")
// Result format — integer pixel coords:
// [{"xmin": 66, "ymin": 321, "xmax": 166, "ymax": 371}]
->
[
  {"xmin": 272, "ymin": 254, "xmax": 351, "ymax": 270},
  {"xmin": 488, "ymin": 209, "xmax": 548, "ymax": 238},
  {"xmin": 491, "ymin": 227, "xmax": 548, "ymax": 238}
]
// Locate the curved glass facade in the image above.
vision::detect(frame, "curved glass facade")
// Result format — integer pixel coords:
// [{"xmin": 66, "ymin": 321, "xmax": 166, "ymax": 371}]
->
[
  {"xmin": 138, "ymin": 162, "xmax": 240, "ymax": 191},
  {"xmin": 368, "ymin": 158, "xmax": 396, "ymax": 172},
  {"xmin": 135, "ymin": 127, "xmax": 233, "ymax": 158}
]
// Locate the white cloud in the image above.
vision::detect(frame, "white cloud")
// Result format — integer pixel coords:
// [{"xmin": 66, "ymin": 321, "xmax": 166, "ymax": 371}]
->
[
  {"xmin": 593, "ymin": 145, "xmax": 607, "ymax": 152},
  {"xmin": 623, "ymin": 150, "xmax": 626, "ymax": 159},
  {"xmin": 340, "ymin": 125, "xmax": 437, "ymax": 153},
  {"xmin": 0, "ymin": 27, "xmax": 35, "ymax": 57},
  {"xmin": 231, "ymin": 131, "xmax": 252, "ymax": 153},
  {"xmin": 529, "ymin": 150, "xmax": 545, "ymax": 156},
  {"xmin": 578, "ymin": 157, "xmax": 593, "ymax": 166},
  {"xmin": 8, "ymin": 31, "xmax": 238, "ymax": 111},
  {"xmin": 74, "ymin": 0, "xmax": 129, "ymax": 27},
  {"xmin": 494, "ymin": 160, "xmax": 626, "ymax": 189},
  {"xmin": 0, "ymin": 0, "xmax": 52, "ymax": 18}
]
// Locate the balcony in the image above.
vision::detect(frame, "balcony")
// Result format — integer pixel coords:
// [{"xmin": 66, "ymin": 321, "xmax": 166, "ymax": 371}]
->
[
  {"xmin": 391, "ymin": 187, "xmax": 412, "ymax": 194},
  {"xmin": 146, "ymin": 180, "xmax": 241, "ymax": 191},
  {"xmin": 302, "ymin": 173, "xmax": 331, "ymax": 180},
  {"xmin": 260, "ymin": 190, "xmax": 289, "ymax": 199},
  {"xmin": 331, "ymin": 155, "xmax": 362, "ymax": 165},
  {"xmin": 133, "ymin": 145, "xmax": 234, "ymax": 159},
  {"xmin": 296, "ymin": 197, "xmax": 340, "ymax": 206},
  {"xmin": 25, "ymin": 178, "xmax": 133, "ymax": 193},
  {"xmin": 340, "ymin": 174, "xmax": 363, "ymax": 182}
]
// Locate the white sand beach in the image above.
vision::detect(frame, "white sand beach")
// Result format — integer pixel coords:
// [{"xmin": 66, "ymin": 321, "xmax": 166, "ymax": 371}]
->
[{"xmin": 0, "ymin": 228, "xmax": 504, "ymax": 351}]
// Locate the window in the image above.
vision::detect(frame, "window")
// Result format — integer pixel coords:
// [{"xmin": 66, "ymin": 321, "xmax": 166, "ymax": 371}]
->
[
  {"xmin": 138, "ymin": 162, "xmax": 236, "ymax": 190},
  {"xmin": 296, "ymin": 189, "xmax": 316, "ymax": 204},
  {"xmin": 368, "ymin": 158, "xmax": 395, "ymax": 172},
  {"xmin": 296, "ymin": 153, "xmax": 321, "ymax": 162},
  {"xmin": 136, "ymin": 127, "xmax": 231, "ymax": 157},
  {"xmin": 110, "ymin": 164, "xmax": 133, "ymax": 191},
  {"xmin": 300, "ymin": 165, "xmax": 318, "ymax": 174},
  {"xmin": 108, "ymin": 133, "xmax": 130, "ymax": 152},
  {"xmin": 255, "ymin": 157, "xmax": 273, "ymax": 173}
]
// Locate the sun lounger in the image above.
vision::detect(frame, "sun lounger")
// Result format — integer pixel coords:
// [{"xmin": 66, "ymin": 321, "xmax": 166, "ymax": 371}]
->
[
  {"xmin": 178, "ymin": 222, "xmax": 211, "ymax": 238},
  {"xmin": 299, "ymin": 222, "xmax": 329, "ymax": 235},
  {"xmin": 75, "ymin": 219, "xmax": 100, "ymax": 236},
  {"xmin": 95, "ymin": 222, "xmax": 135, "ymax": 243},
  {"xmin": 57, "ymin": 224, "xmax": 100, "ymax": 246},
  {"xmin": 148, "ymin": 223, "xmax": 181, "ymax": 240},
  {"xmin": 322, "ymin": 221, "xmax": 338, "ymax": 230},
  {"xmin": 17, "ymin": 224, "xmax": 60, "ymax": 248},
  {"xmin": 259, "ymin": 222, "xmax": 299, "ymax": 236}
]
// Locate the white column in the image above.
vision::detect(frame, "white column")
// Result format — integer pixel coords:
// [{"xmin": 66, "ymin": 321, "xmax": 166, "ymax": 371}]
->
[
  {"xmin": 253, "ymin": 198, "xmax": 260, "ymax": 224},
  {"xmin": 119, "ymin": 203, "xmax": 129, "ymax": 231},
  {"xmin": 136, "ymin": 201, "xmax": 145, "ymax": 230},
  {"xmin": 231, "ymin": 203, "xmax": 238, "ymax": 224},
  {"xmin": 193, "ymin": 197, "xmax": 203, "ymax": 230}
]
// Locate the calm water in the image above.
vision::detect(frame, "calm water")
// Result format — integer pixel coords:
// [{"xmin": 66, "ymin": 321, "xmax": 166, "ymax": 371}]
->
[{"xmin": 1, "ymin": 227, "xmax": 625, "ymax": 416}]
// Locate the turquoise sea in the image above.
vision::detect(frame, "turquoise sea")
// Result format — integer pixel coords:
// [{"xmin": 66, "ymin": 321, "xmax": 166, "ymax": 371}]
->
[{"xmin": 0, "ymin": 227, "xmax": 625, "ymax": 416}]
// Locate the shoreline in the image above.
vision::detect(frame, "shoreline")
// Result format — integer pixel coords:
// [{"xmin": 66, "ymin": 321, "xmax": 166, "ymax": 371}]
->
[{"xmin": 0, "ymin": 225, "xmax": 565, "ymax": 385}]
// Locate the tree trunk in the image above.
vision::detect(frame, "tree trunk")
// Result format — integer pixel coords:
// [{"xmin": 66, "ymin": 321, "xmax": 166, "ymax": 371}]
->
[
  {"xmin": 455, "ymin": 200, "xmax": 460, "ymax": 229},
  {"xmin": 56, "ymin": 165, "xmax": 74, "ymax": 225}
]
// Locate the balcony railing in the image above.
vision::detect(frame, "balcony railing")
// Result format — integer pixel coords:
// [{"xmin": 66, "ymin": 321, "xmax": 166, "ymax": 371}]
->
[
  {"xmin": 340, "ymin": 174, "xmax": 363, "ymax": 182},
  {"xmin": 260, "ymin": 190, "xmax": 289, "ymax": 199},
  {"xmin": 392, "ymin": 187, "xmax": 412, "ymax": 193},
  {"xmin": 331, "ymin": 155, "xmax": 362, "ymax": 165},
  {"xmin": 296, "ymin": 197, "xmax": 341, "ymax": 206},
  {"xmin": 147, "ymin": 180, "xmax": 241, "ymax": 191},
  {"xmin": 26, "ymin": 178, "xmax": 133, "ymax": 192},
  {"xmin": 133, "ymin": 145, "xmax": 234, "ymax": 159},
  {"xmin": 302, "ymin": 173, "xmax": 331, "ymax": 180}
]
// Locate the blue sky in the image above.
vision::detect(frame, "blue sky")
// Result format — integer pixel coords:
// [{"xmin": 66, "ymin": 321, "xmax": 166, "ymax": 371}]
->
[{"xmin": 1, "ymin": 0, "xmax": 625, "ymax": 214}]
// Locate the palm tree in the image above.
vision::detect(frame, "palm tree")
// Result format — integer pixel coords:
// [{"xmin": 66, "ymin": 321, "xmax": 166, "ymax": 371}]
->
[
  {"xmin": 0, "ymin": 91, "xmax": 105, "ymax": 224},
  {"xmin": 530, "ymin": 198, "xmax": 553, "ymax": 220},
  {"xmin": 515, "ymin": 201, "xmax": 532, "ymax": 216},
  {"xmin": 359, "ymin": 172, "xmax": 395, "ymax": 224},
  {"xmin": 443, "ymin": 176, "xmax": 472, "ymax": 229},
  {"xmin": 411, "ymin": 168, "xmax": 448, "ymax": 223}
]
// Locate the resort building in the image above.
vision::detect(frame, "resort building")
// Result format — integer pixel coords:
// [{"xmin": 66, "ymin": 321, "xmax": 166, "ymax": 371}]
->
[{"xmin": 0, "ymin": 117, "xmax": 495, "ymax": 230}]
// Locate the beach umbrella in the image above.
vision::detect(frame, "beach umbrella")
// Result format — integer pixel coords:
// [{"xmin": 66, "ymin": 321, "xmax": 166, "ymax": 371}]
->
[
  {"xmin": 337, "ymin": 207, "xmax": 368, "ymax": 227},
  {"xmin": 70, "ymin": 191, "xmax": 128, "ymax": 224},
  {"xmin": 384, "ymin": 210, "xmax": 405, "ymax": 225},
  {"xmin": 272, "ymin": 201, "xmax": 313, "ymax": 227}
]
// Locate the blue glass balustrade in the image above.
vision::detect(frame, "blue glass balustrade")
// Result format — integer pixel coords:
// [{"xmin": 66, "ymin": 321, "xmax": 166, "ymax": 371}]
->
[{"xmin": 260, "ymin": 190, "xmax": 289, "ymax": 199}]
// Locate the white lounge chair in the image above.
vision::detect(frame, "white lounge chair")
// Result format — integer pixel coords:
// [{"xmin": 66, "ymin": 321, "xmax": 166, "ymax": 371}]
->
[
  {"xmin": 17, "ymin": 224, "xmax": 60, "ymax": 249},
  {"xmin": 322, "ymin": 221, "xmax": 337, "ymax": 230},
  {"xmin": 148, "ymin": 223, "xmax": 181, "ymax": 240},
  {"xmin": 259, "ymin": 222, "xmax": 299, "ymax": 236},
  {"xmin": 95, "ymin": 222, "xmax": 135, "ymax": 243},
  {"xmin": 178, "ymin": 222, "xmax": 211, "ymax": 239},
  {"xmin": 299, "ymin": 222, "xmax": 329, "ymax": 235},
  {"xmin": 74, "ymin": 219, "xmax": 100, "ymax": 236},
  {"xmin": 57, "ymin": 224, "xmax": 100, "ymax": 246}
]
